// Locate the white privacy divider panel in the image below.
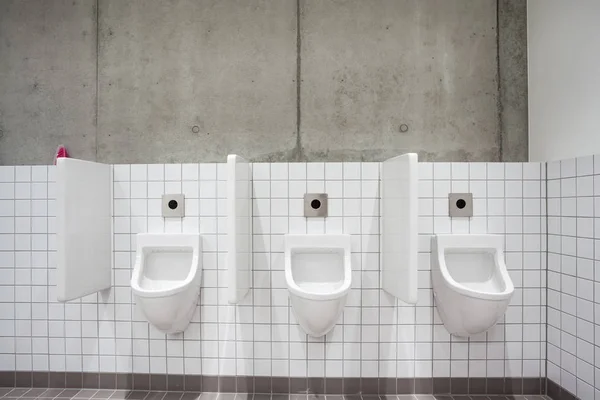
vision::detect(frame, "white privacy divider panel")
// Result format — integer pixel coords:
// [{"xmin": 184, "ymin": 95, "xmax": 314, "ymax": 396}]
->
[
  {"xmin": 381, "ymin": 153, "xmax": 418, "ymax": 303},
  {"xmin": 227, "ymin": 154, "xmax": 252, "ymax": 304},
  {"xmin": 56, "ymin": 158, "xmax": 112, "ymax": 301}
]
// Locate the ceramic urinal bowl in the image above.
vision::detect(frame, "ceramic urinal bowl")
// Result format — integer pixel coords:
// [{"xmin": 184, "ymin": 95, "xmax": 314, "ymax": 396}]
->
[
  {"xmin": 284, "ymin": 234, "xmax": 352, "ymax": 337},
  {"xmin": 131, "ymin": 233, "xmax": 202, "ymax": 333}
]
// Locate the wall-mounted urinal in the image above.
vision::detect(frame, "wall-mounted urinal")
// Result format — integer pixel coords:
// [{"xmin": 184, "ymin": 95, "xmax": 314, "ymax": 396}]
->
[
  {"xmin": 431, "ymin": 234, "xmax": 514, "ymax": 337},
  {"xmin": 131, "ymin": 233, "xmax": 202, "ymax": 333},
  {"xmin": 284, "ymin": 234, "xmax": 351, "ymax": 337}
]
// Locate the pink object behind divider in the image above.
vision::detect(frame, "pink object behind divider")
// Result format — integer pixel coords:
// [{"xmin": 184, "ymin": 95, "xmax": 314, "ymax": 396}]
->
[{"xmin": 54, "ymin": 145, "xmax": 69, "ymax": 165}]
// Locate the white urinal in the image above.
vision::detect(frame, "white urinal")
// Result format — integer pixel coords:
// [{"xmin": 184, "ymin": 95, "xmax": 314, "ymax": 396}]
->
[
  {"xmin": 431, "ymin": 234, "xmax": 514, "ymax": 337},
  {"xmin": 284, "ymin": 234, "xmax": 352, "ymax": 337},
  {"xmin": 131, "ymin": 233, "xmax": 202, "ymax": 333}
]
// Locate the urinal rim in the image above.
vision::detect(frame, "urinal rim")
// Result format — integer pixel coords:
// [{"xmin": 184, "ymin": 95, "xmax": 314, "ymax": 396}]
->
[
  {"xmin": 283, "ymin": 233, "xmax": 352, "ymax": 301},
  {"xmin": 131, "ymin": 233, "xmax": 202, "ymax": 299},
  {"xmin": 286, "ymin": 272, "xmax": 351, "ymax": 300},
  {"xmin": 433, "ymin": 234, "xmax": 514, "ymax": 301},
  {"xmin": 131, "ymin": 251, "xmax": 201, "ymax": 298}
]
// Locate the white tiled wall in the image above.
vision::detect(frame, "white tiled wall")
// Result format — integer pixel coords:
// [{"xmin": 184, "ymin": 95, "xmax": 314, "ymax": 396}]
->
[
  {"xmin": 546, "ymin": 155, "xmax": 600, "ymax": 400},
  {"xmin": 0, "ymin": 161, "xmax": 546, "ymax": 380},
  {"xmin": 419, "ymin": 162, "xmax": 546, "ymax": 380}
]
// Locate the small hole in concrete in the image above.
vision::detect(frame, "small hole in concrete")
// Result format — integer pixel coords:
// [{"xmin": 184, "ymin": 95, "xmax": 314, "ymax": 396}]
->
[
  {"xmin": 456, "ymin": 199, "xmax": 466, "ymax": 209},
  {"xmin": 168, "ymin": 200, "xmax": 178, "ymax": 210},
  {"xmin": 310, "ymin": 199, "xmax": 321, "ymax": 210}
]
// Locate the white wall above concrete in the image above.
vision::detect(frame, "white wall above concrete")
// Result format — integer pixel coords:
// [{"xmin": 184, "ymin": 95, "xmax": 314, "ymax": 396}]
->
[{"xmin": 528, "ymin": 0, "xmax": 600, "ymax": 162}]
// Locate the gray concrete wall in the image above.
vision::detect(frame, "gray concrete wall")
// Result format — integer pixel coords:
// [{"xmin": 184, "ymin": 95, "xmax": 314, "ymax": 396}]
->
[
  {"xmin": 0, "ymin": 0, "xmax": 528, "ymax": 164},
  {"xmin": 0, "ymin": 0, "xmax": 97, "ymax": 164},
  {"xmin": 499, "ymin": 0, "xmax": 528, "ymax": 162}
]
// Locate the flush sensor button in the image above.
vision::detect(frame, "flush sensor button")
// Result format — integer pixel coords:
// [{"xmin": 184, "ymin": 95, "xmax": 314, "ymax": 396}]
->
[
  {"xmin": 162, "ymin": 194, "xmax": 185, "ymax": 218},
  {"xmin": 304, "ymin": 193, "xmax": 328, "ymax": 217},
  {"xmin": 449, "ymin": 193, "xmax": 473, "ymax": 217}
]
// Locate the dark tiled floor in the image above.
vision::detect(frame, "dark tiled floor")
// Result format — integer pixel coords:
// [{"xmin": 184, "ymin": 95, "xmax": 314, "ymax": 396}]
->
[{"xmin": 0, "ymin": 390, "xmax": 552, "ymax": 400}]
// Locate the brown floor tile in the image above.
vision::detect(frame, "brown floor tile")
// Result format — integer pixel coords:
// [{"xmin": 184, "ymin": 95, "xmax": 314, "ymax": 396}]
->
[
  {"xmin": 486, "ymin": 379, "xmax": 505, "ymax": 396},
  {"xmin": 379, "ymin": 379, "xmax": 397, "ymax": 395},
  {"xmin": 432, "ymin": 378, "xmax": 450, "ymax": 395},
  {"xmin": 144, "ymin": 393, "xmax": 166, "ymax": 400},
  {"xmin": 59, "ymin": 389, "xmax": 83, "ymax": 398},
  {"xmin": 342, "ymin": 379, "xmax": 360, "ymax": 395},
  {"xmin": 272, "ymin": 378, "xmax": 290, "ymax": 395},
  {"xmin": 93, "ymin": 390, "xmax": 116, "ymax": 399},
  {"xmin": 41, "ymin": 389, "xmax": 67, "ymax": 397},
  {"xmin": 219, "ymin": 377, "xmax": 237, "ymax": 394},
  {"xmin": 468, "ymin": 379, "xmax": 486, "ymax": 395},
  {"xmin": 324, "ymin": 380, "xmax": 342, "ymax": 395},
  {"xmin": 74, "ymin": 390, "xmax": 100, "ymax": 398},
  {"xmin": 15, "ymin": 373, "xmax": 32, "ymax": 388},
  {"xmin": 361, "ymin": 396, "xmax": 381, "ymax": 400},
  {"xmin": 308, "ymin": 379, "xmax": 325, "ymax": 395},
  {"xmin": 254, "ymin": 378, "xmax": 272, "ymax": 395},
  {"xmin": 132, "ymin": 376, "xmax": 150, "ymax": 392},
  {"xmin": 32, "ymin": 373, "xmax": 49, "ymax": 389},
  {"xmin": 126, "ymin": 392, "xmax": 149, "ymax": 400},
  {"xmin": 82, "ymin": 374, "xmax": 100, "ymax": 390},
  {"xmin": 201, "ymin": 378, "xmax": 218, "ymax": 394},
  {"xmin": 115, "ymin": 376, "xmax": 132, "ymax": 391},
  {"xmin": 219, "ymin": 395, "xmax": 237, "ymax": 400},
  {"xmin": 361, "ymin": 379, "xmax": 379, "ymax": 395},
  {"xmin": 397, "ymin": 380, "xmax": 415, "ymax": 395},
  {"xmin": 252, "ymin": 395, "xmax": 271, "ymax": 400},
  {"xmin": 451, "ymin": 379, "xmax": 469, "ymax": 395},
  {"xmin": 99, "ymin": 374, "xmax": 117, "ymax": 390},
  {"xmin": 521, "ymin": 379, "xmax": 541, "ymax": 395},
  {"xmin": 0, "ymin": 373, "xmax": 16, "ymax": 388},
  {"xmin": 8, "ymin": 388, "xmax": 33, "ymax": 397},
  {"xmin": 179, "ymin": 393, "xmax": 201, "ymax": 400},
  {"xmin": 290, "ymin": 379, "xmax": 308, "ymax": 394},
  {"xmin": 236, "ymin": 378, "xmax": 253, "ymax": 395},
  {"xmin": 166, "ymin": 376, "xmax": 184, "ymax": 393},
  {"xmin": 107, "ymin": 391, "xmax": 130, "ymax": 400},
  {"xmin": 22, "ymin": 388, "xmax": 48, "ymax": 397},
  {"xmin": 504, "ymin": 379, "xmax": 523, "ymax": 395},
  {"xmin": 65, "ymin": 373, "xmax": 83, "ymax": 390},
  {"xmin": 183, "ymin": 377, "xmax": 201, "ymax": 393},
  {"xmin": 149, "ymin": 376, "xmax": 167, "ymax": 392},
  {"xmin": 559, "ymin": 389, "xmax": 578, "ymax": 400},
  {"xmin": 235, "ymin": 395, "xmax": 253, "ymax": 400},
  {"xmin": 49, "ymin": 372, "xmax": 66, "ymax": 389},
  {"xmin": 414, "ymin": 379, "xmax": 433, "ymax": 395},
  {"xmin": 162, "ymin": 393, "xmax": 183, "ymax": 400},
  {"xmin": 0, "ymin": 388, "xmax": 14, "ymax": 396},
  {"xmin": 198, "ymin": 395, "xmax": 218, "ymax": 400}
]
